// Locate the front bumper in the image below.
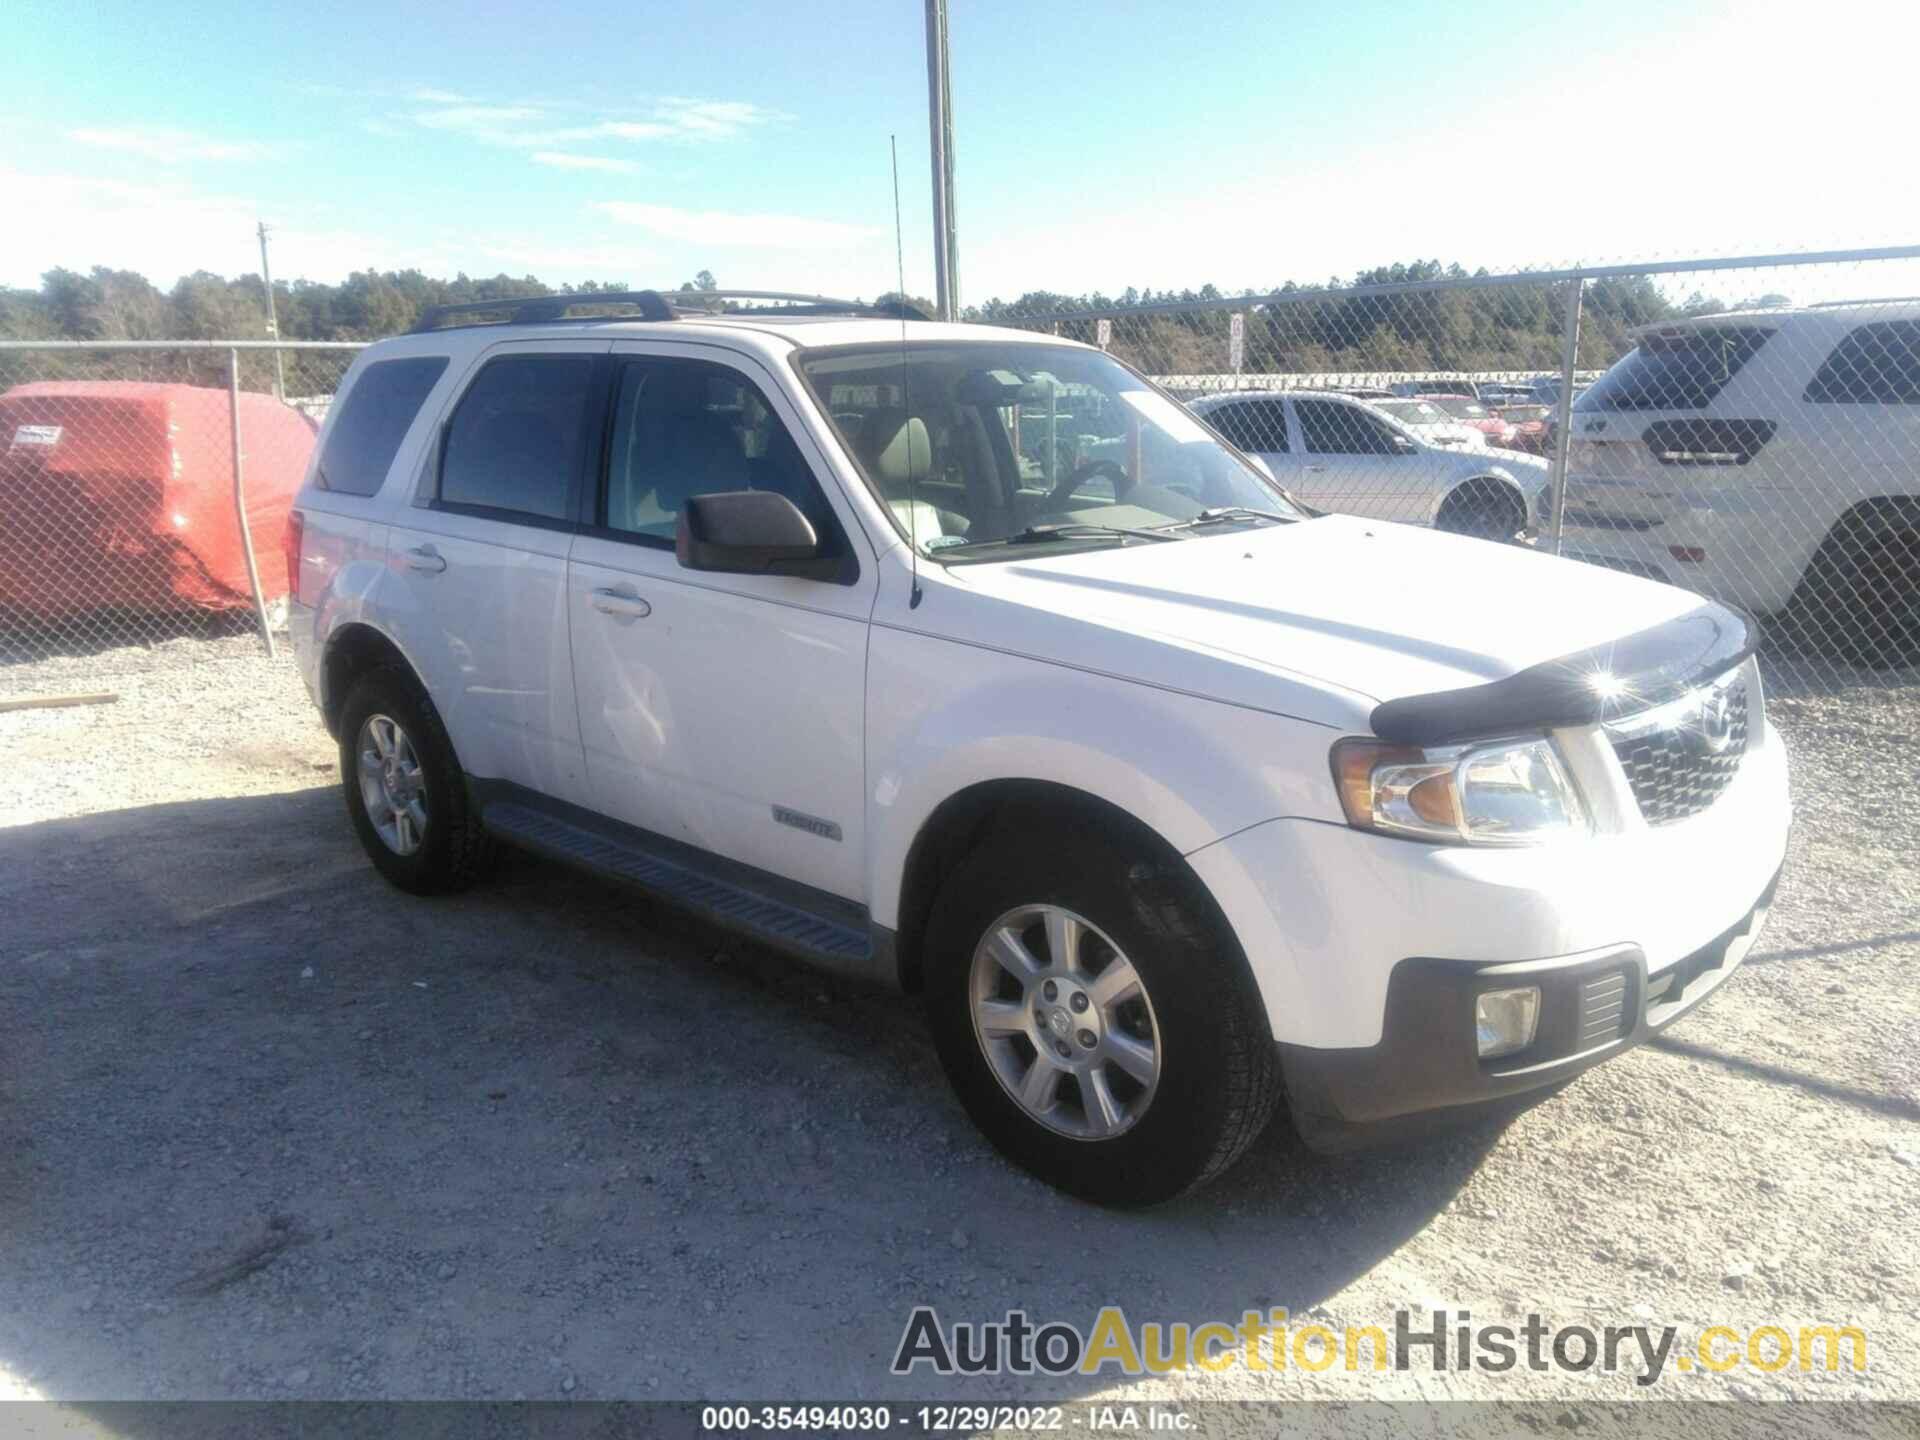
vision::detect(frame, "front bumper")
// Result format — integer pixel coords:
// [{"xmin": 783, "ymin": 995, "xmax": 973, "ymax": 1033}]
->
[{"xmin": 1278, "ymin": 864, "xmax": 1778, "ymax": 1147}]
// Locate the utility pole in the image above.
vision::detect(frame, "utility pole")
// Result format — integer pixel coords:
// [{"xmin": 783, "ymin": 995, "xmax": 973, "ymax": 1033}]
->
[
  {"xmin": 924, "ymin": 0, "xmax": 959, "ymax": 320},
  {"xmin": 257, "ymin": 221, "xmax": 285, "ymax": 401}
]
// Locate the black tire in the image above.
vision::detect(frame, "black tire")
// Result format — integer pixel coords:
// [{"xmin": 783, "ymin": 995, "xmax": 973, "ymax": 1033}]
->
[
  {"xmin": 337, "ymin": 665, "xmax": 492, "ymax": 895},
  {"xmin": 1434, "ymin": 477, "xmax": 1525, "ymax": 543},
  {"xmin": 1785, "ymin": 505, "xmax": 1920, "ymax": 664},
  {"xmin": 923, "ymin": 821, "xmax": 1280, "ymax": 1207}
]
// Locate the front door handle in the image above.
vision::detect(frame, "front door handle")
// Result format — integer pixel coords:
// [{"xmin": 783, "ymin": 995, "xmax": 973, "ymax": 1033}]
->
[
  {"xmin": 1304, "ymin": 465, "xmax": 1327, "ymax": 473},
  {"xmin": 404, "ymin": 546, "xmax": 447, "ymax": 574},
  {"xmin": 591, "ymin": 587, "xmax": 652, "ymax": 619}
]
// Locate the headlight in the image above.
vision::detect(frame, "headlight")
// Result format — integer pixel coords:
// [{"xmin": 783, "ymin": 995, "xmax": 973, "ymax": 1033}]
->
[{"xmin": 1330, "ymin": 735, "xmax": 1588, "ymax": 845}]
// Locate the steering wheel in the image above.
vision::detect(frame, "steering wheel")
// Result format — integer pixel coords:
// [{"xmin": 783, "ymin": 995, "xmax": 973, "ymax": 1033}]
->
[{"xmin": 1045, "ymin": 459, "xmax": 1134, "ymax": 512}]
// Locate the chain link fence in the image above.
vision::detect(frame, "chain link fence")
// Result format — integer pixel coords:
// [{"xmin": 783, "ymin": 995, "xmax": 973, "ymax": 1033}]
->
[
  {"xmin": 1003, "ymin": 246, "xmax": 1920, "ymax": 689},
  {"xmin": 0, "ymin": 342, "xmax": 361, "ymax": 700},
  {"xmin": 5, "ymin": 249, "xmax": 1918, "ymax": 705}
]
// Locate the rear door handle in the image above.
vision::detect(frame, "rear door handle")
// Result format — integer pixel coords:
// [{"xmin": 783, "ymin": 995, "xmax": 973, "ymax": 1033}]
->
[
  {"xmin": 591, "ymin": 587, "xmax": 652, "ymax": 619},
  {"xmin": 404, "ymin": 546, "xmax": 447, "ymax": 574}
]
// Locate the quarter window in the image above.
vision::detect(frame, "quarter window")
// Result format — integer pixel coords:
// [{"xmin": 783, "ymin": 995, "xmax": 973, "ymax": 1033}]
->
[
  {"xmin": 1804, "ymin": 320, "xmax": 1920, "ymax": 404},
  {"xmin": 439, "ymin": 353, "xmax": 597, "ymax": 521},
  {"xmin": 316, "ymin": 356, "xmax": 448, "ymax": 496}
]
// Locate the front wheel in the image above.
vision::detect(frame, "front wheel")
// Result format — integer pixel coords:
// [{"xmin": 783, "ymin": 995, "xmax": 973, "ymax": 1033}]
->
[{"xmin": 924, "ymin": 824, "xmax": 1280, "ymax": 1206}]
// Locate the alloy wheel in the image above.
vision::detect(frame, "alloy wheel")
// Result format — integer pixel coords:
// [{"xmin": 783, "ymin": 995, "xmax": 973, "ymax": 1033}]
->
[
  {"xmin": 968, "ymin": 904, "xmax": 1163, "ymax": 1140},
  {"xmin": 356, "ymin": 713, "xmax": 428, "ymax": 856}
]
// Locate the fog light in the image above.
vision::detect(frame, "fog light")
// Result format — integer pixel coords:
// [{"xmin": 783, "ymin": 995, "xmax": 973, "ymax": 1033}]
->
[{"xmin": 1475, "ymin": 986, "xmax": 1541, "ymax": 1059}]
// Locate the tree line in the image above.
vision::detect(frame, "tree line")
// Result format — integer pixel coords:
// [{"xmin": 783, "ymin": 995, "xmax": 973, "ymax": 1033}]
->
[{"xmin": 0, "ymin": 258, "xmax": 1724, "ymax": 381}]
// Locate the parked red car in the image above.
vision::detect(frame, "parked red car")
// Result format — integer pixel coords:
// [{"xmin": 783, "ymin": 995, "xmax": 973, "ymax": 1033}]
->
[
  {"xmin": 0, "ymin": 381, "xmax": 316, "ymax": 623},
  {"xmin": 1418, "ymin": 394, "xmax": 1517, "ymax": 447},
  {"xmin": 1495, "ymin": 402, "xmax": 1556, "ymax": 455}
]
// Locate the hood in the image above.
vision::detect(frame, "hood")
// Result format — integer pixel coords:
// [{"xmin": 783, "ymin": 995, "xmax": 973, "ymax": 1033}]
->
[{"xmin": 945, "ymin": 515, "xmax": 1705, "ymax": 726}]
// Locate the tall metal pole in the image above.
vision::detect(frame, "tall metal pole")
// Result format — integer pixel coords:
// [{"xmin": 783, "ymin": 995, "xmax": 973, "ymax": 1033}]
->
[
  {"xmin": 229, "ymin": 348, "xmax": 277, "ymax": 657},
  {"xmin": 924, "ymin": 0, "xmax": 959, "ymax": 320},
  {"xmin": 257, "ymin": 221, "xmax": 285, "ymax": 402},
  {"xmin": 1547, "ymin": 278, "xmax": 1585, "ymax": 557}
]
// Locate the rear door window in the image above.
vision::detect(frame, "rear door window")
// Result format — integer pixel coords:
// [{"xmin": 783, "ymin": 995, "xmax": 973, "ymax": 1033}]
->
[
  {"xmin": 438, "ymin": 353, "xmax": 598, "ymax": 522},
  {"xmin": 1804, "ymin": 320, "xmax": 1920, "ymax": 404},
  {"xmin": 316, "ymin": 356, "xmax": 448, "ymax": 496},
  {"xmin": 1296, "ymin": 398, "xmax": 1397, "ymax": 454},
  {"xmin": 1577, "ymin": 327, "xmax": 1773, "ymax": 411}
]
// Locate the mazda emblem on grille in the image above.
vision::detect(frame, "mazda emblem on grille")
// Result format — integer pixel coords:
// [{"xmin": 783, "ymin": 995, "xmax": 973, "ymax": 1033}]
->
[{"xmin": 1695, "ymin": 690, "xmax": 1736, "ymax": 755}]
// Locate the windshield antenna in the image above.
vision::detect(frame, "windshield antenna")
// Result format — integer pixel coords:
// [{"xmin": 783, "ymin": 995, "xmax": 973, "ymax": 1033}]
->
[{"xmin": 890, "ymin": 134, "xmax": 922, "ymax": 609}]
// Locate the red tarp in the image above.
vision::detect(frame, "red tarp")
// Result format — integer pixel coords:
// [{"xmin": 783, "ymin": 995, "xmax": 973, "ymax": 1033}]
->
[{"xmin": 0, "ymin": 381, "xmax": 316, "ymax": 618}]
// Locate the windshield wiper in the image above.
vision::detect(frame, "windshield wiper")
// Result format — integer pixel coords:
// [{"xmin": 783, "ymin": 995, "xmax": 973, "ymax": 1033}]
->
[
  {"xmin": 1157, "ymin": 506, "xmax": 1297, "ymax": 531},
  {"xmin": 1002, "ymin": 522, "xmax": 1182, "ymax": 545}
]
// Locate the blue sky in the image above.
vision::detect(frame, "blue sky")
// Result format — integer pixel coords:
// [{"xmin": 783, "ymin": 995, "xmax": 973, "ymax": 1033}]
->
[{"xmin": 3, "ymin": 0, "xmax": 1916, "ymax": 304}]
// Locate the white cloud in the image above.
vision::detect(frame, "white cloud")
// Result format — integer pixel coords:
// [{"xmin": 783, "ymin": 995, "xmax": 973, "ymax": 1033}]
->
[
  {"xmin": 65, "ymin": 126, "xmax": 276, "ymax": 164},
  {"xmin": 405, "ymin": 94, "xmax": 776, "ymax": 154},
  {"xmin": 410, "ymin": 105, "xmax": 545, "ymax": 139},
  {"xmin": 595, "ymin": 202, "xmax": 882, "ymax": 251},
  {"xmin": 531, "ymin": 152, "xmax": 640, "ymax": 175},
  {"xmin": 652, "ymin": 98, "xmax": 778, "ymax": 140},
  {"xmin": 588, "ymin": 121, "xmax": 674, "ymax": 142},
  {"xmin": 407, "ymin": 87, "xmax": 474, "ymax": 105}
]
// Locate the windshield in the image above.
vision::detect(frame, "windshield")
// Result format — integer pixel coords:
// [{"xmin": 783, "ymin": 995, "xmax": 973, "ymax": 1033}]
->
[
  {"xmin": 1430, "ymin": 397, "xmax": 1491, "ymax": 419},
  {"xmin": 1376, "ymin": 400, "xmax": 1448, "ymax": 425},
  {"xmin": 795, "ymin": 341, "xmax": 1301, "ymax": 561}
]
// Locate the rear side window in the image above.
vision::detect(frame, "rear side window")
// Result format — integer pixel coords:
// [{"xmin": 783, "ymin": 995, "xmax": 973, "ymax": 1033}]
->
[
  {"xmin": 315, "ymin": 356, "xmax": 447, "ymax": 495},
  {"xmin": 1804, "ymin": 320, "xmax": 1920, "ymax": 404},
  {"xmin": 439, "ymin": 354, "xmax": 598, "ymax": 521},
  {"xmin": 1576, "ymin": 327, "xmax": 1772, "ymax": 412}
]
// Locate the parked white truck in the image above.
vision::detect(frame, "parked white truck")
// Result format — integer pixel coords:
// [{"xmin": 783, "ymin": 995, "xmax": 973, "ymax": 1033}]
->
[{"xmin": 288, "ymin": 291, "xmax": 1790, "ymax": 1205}]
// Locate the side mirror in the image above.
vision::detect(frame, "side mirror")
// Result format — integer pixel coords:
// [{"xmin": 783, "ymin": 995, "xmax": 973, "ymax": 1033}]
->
[
  {"xmin": 676, "ymin": 491, "xmax": 832, "ymax": 579},
  {"xmin": 1391, "ymin": 434, "xmax": 1418, "ymax": 454}
]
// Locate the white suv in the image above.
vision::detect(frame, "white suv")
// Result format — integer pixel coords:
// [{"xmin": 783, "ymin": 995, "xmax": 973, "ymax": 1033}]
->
[
  {"xmin": 1557, "ymin": 301, "xmax": 1920, "ymax": 661},
  {"xmin": 289, "ymin": 290, "xmax": 1790, "ymax": 1205}
]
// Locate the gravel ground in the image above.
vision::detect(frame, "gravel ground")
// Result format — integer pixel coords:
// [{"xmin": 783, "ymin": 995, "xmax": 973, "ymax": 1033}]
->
[{"xmin": 0, "ymin": 633, "xmax": 1915, "ymax": 1423}]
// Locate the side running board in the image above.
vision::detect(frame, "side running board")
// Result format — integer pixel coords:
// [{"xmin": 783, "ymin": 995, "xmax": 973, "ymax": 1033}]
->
[{"xmin": 481, "ymin": 800, "xmax": 883, "ymax": 983}]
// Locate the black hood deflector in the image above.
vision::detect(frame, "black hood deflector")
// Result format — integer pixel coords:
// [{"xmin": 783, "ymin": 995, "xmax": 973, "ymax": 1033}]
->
[{"xmin": 1369, "ymin": 601, "xmax": 1756, "ymax": 746}]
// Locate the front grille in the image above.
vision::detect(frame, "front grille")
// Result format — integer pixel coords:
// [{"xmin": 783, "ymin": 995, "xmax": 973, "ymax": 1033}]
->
[{"xmin": 1608, "ymin": 678, "xmax": 1750, "ymax": 825}]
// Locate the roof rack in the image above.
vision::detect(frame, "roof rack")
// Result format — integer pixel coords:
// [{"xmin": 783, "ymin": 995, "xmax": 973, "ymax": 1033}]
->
[
  {"xmin": 409, "ymin": 288, "xmax": 929, "ymax": 334},
  {"xmin": 1808, "ymin": 296, "xmax": 1920, "ymax": 308}
]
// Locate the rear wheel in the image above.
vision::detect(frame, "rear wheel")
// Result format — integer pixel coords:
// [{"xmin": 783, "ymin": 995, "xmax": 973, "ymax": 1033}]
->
[
  {"xmin": 1787, "ymin": 505, "xmax": 1920, "ymax": 664},
  {"xmin": 1435, "ymin": 477, "xmax": 1525, "ymax": 543},
  {"xmin": 923, "ymin": 823, "xmax": 1279, "ymax": 1206},
  {"xmin": 337, "ymin": 666, "xmax": 492, "ymax": 894}
]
